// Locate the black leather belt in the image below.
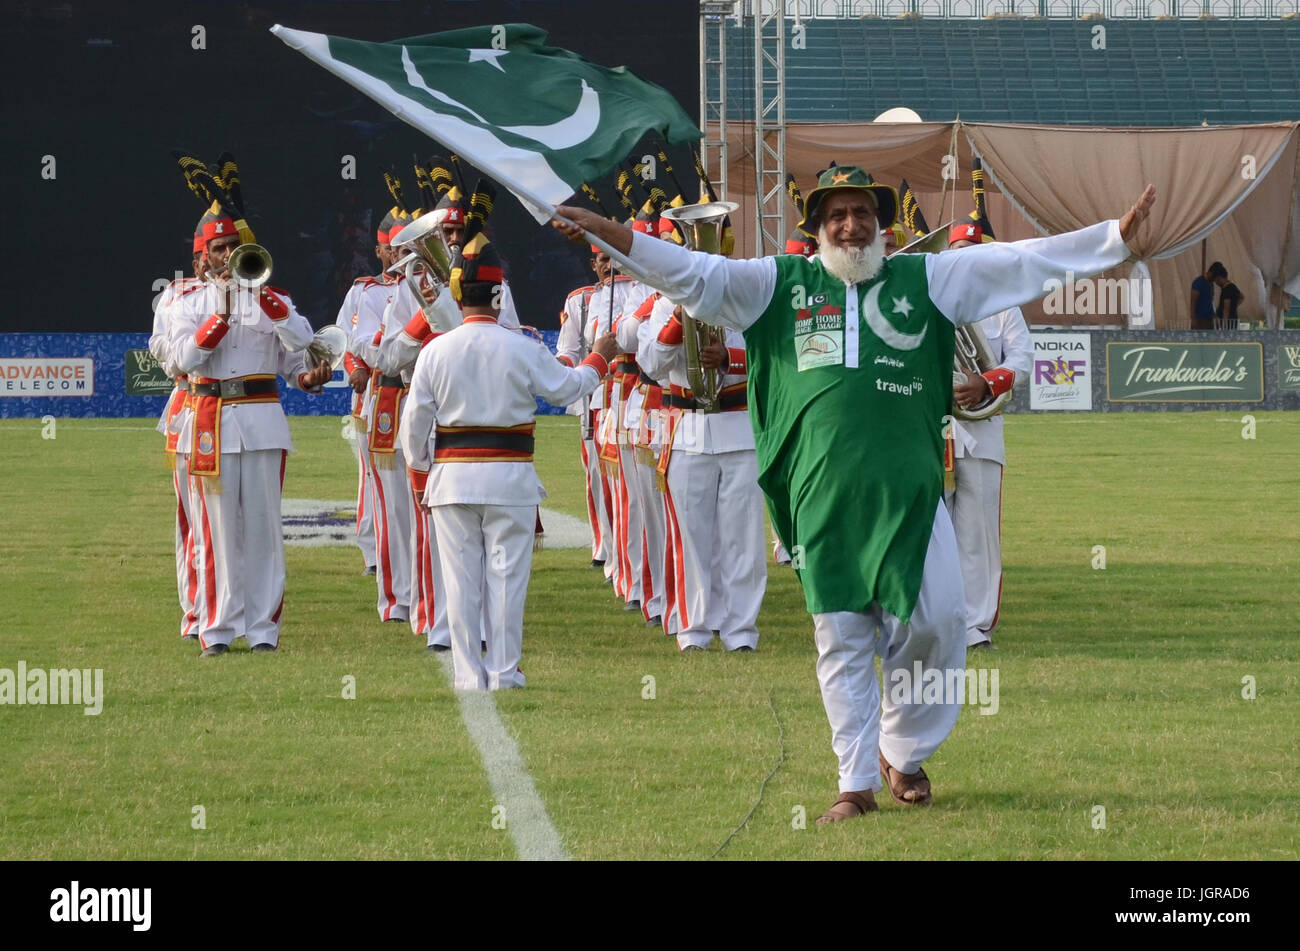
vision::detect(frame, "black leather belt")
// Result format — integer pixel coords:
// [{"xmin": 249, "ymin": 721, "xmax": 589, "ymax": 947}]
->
[
  {"xmin": 435, "ymin": 430, "xmax": 536, "ymax": 453},
  {"xmin": 376, "ymin": 374, "xmax": 406, "ymax": 388},
  {"xmin": 191, "ymin": 378, "xmax": 278, "ymax": 398},
  {"xmin": 174, "ymin": 379, "xmax": 190, "ymax": 393},
  {"xmin": 613, "ymin": 360, "xmax": 638, "ymax": 375},
  {"xmin": 663, "ymin": 389, "xmax": 747, "ymax": 412},
  {"xmin": 638, "ymin": 370, "xmax": 659, "ymax": 387}
]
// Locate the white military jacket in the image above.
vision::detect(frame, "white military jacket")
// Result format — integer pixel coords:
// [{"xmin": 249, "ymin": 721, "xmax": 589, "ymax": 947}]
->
[
  {"xmin": 399, "ymin": 317, "xmax": 606, "ymax": 507},
  {"xmin": 167, "ymin": 282, "xmax": 314, "ymax": 453}
]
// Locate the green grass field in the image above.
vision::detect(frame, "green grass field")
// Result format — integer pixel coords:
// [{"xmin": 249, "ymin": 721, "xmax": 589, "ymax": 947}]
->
[{"xmin": 0, "ymin": 411, "xmax": 1296, "ymax": 860}]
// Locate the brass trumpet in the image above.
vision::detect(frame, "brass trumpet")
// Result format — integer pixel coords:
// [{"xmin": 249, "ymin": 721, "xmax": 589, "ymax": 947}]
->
[
  {"xmin": 659, "ymin": 201, "xmax": 738, "ymax": 414},
  {"xmin": 228, "ymin": 243, "xmax": 273, "ymax": 289}
]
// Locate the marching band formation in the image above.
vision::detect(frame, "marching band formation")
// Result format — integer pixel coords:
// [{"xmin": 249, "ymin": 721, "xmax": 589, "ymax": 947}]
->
[{"xmin": 149, "ymin": 147, "xmax": 1029, "ymax": 691}]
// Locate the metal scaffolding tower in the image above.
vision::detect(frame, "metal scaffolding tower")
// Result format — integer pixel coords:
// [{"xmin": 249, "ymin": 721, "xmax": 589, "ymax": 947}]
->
[
  {"xmin": 752, "ymin": 0, "xmax": 786, "ymax": 257},
  {"xmin": 699, "ymin": 2, "xmax": 732, "ymax": 204}
]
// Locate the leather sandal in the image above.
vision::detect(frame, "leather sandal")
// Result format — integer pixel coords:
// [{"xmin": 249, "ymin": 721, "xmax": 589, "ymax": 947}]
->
[
  {"xmin": 815, "ymin": 789, "xmax": 878, "ymax": 825},
  {"xmin": 879, "ymin": 752, "xmax": 932, "ymax": 806}
]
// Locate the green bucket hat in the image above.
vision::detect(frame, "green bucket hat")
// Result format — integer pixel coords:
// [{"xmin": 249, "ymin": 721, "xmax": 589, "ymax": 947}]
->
[{"xmin": 800, "ymin": 164, "xmax": 899, "ymax": 233}]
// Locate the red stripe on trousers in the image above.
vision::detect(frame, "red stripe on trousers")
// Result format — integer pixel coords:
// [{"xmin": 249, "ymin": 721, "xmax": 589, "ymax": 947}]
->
[
  {"xmin": 371, "ymin": 463, "xmax": 398, "ymax": 619},
  {"xmin": 617, "ymin": 470, "xmax": 631, "ymax": 599},
  {"xmin": 175, "ymin": 470, "xmax": 199, "ymax": 637},
  {"xmin": 580, "ymin": 438, "xmax": 601, "ymax": 552},
  {"xmin": 196, "ymin": 476, "xmax": 217, "ymax": 649},
  {"xmin": 639, "ymin": 525, "xmax": 652, "ymax": 620},
  {"xmin": 411, "ymin": 483, "xmax": 429, "ymax": 633},
  {"xmin": 664, "ymin": 488, "xmax": 688, "ymax": 630}
]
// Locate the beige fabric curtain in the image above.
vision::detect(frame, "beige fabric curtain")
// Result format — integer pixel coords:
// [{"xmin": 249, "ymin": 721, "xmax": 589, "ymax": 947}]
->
[{"xmin": 709, "ymin": 120, "xmax": 1300, "ymax": 329}]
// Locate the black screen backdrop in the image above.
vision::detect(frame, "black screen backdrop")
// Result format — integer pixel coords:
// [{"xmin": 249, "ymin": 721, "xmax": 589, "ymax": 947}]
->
[{"xmin": 0, "ymin": 0, "xmax": 700, "ymax": 333}]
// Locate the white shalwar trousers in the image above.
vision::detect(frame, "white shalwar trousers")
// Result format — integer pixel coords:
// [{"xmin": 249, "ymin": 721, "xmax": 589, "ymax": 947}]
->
[
  {"xmin": 171, "ymin": 452, "xmax": 200, "ymax": 638},
  {"xmin": 189, "ymin": 449, "xmax": 288, "ymax": 649},
  {"xmin": 617, "ymin": 445, "xmax": 645, "ymax": 607},
  {"xmin": 944, "ymin": 456, "xmax": 1005, "ymax": 646},
  {"xmin": 580, "ymin": 436, "xmax": 610, "ymax": 565},
  {"xmin": 629, "ymin": 454, "xmax": 666, "ymax": 621},
  {"xmin": 812, "ymin": 500, "xmax": 968, "ymax": 793},
  {"xmin": 353, "ymin": 430, "xmax": 376, "ymax": 569},
  {"xmin": 368, "ymin": 448, "xmax": 413, "ymax": 623},
  {"xmin": 664, "ymin": 448, "xmax": 766, "ymax": 650},
  {"xmin": 408, "ymin": 482, "xmax": 450, "ymax": 648},
  {"xmin": 431, "ymin": 503, "xmax": 534, "ymax": 691}
]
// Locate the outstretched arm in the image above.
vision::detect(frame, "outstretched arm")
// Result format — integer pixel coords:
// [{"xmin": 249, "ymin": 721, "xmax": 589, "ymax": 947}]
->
[
  {"xmin": 928, "ymin": 185, "xmax": 1156, "ymax": 327},
  {"xmin": 552, "ymin": 205, "xmax": 776, "ymax": 333}
]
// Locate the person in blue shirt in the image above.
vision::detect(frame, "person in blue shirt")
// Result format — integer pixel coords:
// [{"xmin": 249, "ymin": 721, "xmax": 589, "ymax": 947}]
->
[{"xmin": 1190, "ymin": 261, "xmax": 1226, "ymax": 330}]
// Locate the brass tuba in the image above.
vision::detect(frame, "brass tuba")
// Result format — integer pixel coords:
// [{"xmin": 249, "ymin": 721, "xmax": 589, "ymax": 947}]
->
[
  {"xmin": 389, "ymin": 210, "xmax": 457, "ymax": 331},
  {"xmin": 659, "ymin": 201, "xmax": 738, "ymax": 414},
  {"xmin": 887, "ymin": 222, "xmax": 1011, "ymax": 422},
  {"xmin": 952, "ymin": 323, "xmax": 1011, "ymax": 421}
]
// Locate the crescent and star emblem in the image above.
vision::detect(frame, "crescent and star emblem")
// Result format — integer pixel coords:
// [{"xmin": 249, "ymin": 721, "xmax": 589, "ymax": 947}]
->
[
  {"xmin": 861, "ymin": 283, "xmax": 927, "ymax": 351},
  {"xmin": 401, "ymin": 46, "xmax": 601, "ymax": 150}
]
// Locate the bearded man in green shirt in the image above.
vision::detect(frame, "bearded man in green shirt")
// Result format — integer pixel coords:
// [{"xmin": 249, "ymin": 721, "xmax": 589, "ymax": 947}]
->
[{"xmin": 554, "ymin": 169, "xmax": 1155, "ymax": 824}]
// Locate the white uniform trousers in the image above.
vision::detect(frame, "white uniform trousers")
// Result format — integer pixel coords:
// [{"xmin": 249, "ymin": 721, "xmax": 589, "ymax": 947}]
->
[
  {"xmin": 368, "ymin": 448, "xmax": 413, "ymax": 623},
  {"xmin": 431, "ymin": 503, "xmax": 533, "ymax": 691},
  {"xmin": 944, "ymin": 456, "xmax": 1005, "ymax": 646},
  {"xmin": 629, "ymin": 454, "xmax": 666, "ymax": 621},
  {"xmin": 617, "ymin": 445, "xmax": 645, "ymax": 608},
  {"xmin": 189, "ymin": 449, "xmax": 288, "ymax": 649},
  {"xmin": 580, "ymin": 435, "xmax": 610, "ymax": 566},
  {"xmin": 171, "ymin": 452, "xmax": 200, "ymax": 638},
  {"xmin": 353, "ymin": 432, "xmax": 376, "ymax": 569},
  {"xmin": 409, "ymin": 483, "xmax": 450, "ymax": 648},
  {"xmin": 664, "ymin": 448, "xmax": 766, "ymax": 651},
  {"xmin": 812, "ymin": 500, "xmax": 968, "ymax": 793}
]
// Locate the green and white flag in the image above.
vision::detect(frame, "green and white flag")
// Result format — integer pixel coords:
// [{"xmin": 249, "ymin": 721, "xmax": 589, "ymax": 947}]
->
[{"xmin": 271, "ymin": 23, "xmax": 701, "ymax": 221}]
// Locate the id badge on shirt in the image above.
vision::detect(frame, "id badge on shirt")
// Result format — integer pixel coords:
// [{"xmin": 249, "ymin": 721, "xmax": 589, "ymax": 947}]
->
[{"xmin": 795, "ymin": 308, "xmax": 845, "ymax": 371}]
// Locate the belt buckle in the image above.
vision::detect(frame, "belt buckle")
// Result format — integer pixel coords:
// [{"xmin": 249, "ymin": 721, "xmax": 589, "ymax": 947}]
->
[{"xmin": 220, "ymin": 379, "xmax": 247, "ymax": 399}]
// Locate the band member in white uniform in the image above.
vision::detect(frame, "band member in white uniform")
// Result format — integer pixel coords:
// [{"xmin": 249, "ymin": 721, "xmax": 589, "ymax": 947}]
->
[
  {"xmin": 149, "ymin": 220, "xmax": 206, "ymax": 638},
  {"xmin": 556, "ymin": 252, "xmax": 607, "ymax": 571},
  {"xmin": 167, "ymin": 206, "xmax": 330, "ymax": 656},
  {"xmin": 945, "ymin": 223, "xmax": 1033, "ymax": 649},
  {"xmin": 637, "ymin": 297, "xmax": 767, "ymax": 652},
  {"xmin": 401, "ymin": 204, "xmax": 616, "ymax": 689}
]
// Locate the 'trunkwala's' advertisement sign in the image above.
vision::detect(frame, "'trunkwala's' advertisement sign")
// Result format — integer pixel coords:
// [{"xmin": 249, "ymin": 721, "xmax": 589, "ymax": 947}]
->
[{"xmin": 1106, "ymin": 342, "xmax": 1264, "ymax": 402}]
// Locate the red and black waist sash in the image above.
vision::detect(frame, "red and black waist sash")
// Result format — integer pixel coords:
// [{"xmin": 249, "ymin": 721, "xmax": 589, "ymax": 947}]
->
[
  {"xmin": 664, "ymin": 381, "xmax": 747, "ymax": 412},
  {"xmin": 187, "ymin": 374, "xmax": 280, "ymax": 477},
  {"xmin": 433, "ymin": 422, "xmax": 535, "ymax": 463}
]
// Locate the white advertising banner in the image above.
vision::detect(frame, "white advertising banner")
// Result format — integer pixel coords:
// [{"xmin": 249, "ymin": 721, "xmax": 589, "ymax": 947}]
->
[{"xmin": 0, "ymin": 358, "xmax": 95, "ymax": 397}]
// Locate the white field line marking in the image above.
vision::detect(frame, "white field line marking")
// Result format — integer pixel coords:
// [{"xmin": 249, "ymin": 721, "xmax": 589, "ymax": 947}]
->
[{"xmin": 436, "ymin": 653, "xmax": 569, "ymax": 861}]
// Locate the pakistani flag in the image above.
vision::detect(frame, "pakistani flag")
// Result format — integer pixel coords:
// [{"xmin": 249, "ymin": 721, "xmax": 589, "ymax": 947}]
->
[{"xmin": 271, "ymin": 23, "xmax": 701, "ymax": 221}]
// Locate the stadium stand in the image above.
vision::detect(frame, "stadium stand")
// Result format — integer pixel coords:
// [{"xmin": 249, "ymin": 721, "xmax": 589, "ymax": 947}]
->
[{"xmin": 715, "ymin": 18, "xmax": 1300, "ymax": 125}]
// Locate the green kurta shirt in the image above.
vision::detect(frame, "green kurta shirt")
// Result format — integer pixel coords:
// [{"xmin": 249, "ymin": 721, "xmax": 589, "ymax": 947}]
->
[{"xmin": 742, "ymin": 253, "xmax": 955, "ymax": 622}]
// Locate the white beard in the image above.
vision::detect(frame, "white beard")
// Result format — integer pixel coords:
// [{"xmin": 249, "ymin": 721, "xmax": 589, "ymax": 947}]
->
[{"xmin": 817, "ymin": 227, "xmax": 887, "ymax": 285}]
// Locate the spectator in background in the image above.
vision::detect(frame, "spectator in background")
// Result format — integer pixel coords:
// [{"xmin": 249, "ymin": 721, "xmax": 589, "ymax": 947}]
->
[
  {"xmin": 1216, "ymin": 272, "xmax": 1243, "ymax": 330},
  {"xmin": 1190, "ymin": 261, "xmax": 1225, "ymax": 330}
]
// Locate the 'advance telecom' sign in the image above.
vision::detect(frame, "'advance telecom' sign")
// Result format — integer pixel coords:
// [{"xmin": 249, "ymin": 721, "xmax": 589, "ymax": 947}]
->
[{"xmin": 1106, "ymin": 342, "xmax": 1263, "ymax": 402}]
